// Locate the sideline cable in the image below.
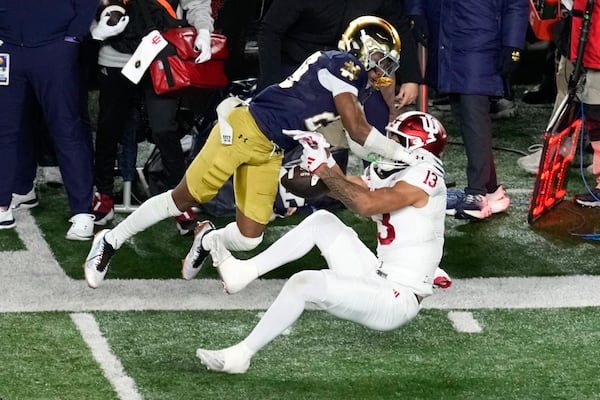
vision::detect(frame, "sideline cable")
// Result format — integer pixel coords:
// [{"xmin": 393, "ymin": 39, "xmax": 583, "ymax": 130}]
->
[{"xmin": 571, "ymin": 102, "xmax": 600, "ymax": 240}]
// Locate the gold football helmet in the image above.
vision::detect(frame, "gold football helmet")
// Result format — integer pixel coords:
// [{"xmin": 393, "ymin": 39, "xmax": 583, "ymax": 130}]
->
[{"xmin": 338, "ymin": 16, "xmax": 401, "ymax": 88}]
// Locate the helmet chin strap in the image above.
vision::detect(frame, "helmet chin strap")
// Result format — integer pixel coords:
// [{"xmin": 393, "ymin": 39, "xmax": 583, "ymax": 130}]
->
[{"xmin": 371, "ymin": 76, "xmax": 393, "ymax": 89}]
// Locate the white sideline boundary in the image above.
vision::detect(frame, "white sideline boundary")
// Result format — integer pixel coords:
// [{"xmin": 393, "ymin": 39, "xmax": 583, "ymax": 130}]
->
[
  {"xmin": 2, "ymin": 208, "xmax": 600, "ymax": 313},
  {"xmin": 71, "ymin": 313, "xmax": 143, "ymax": 400}
]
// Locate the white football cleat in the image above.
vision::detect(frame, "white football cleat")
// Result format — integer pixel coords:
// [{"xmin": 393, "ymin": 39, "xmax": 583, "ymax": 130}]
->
[
  {"xmin": 181, "ymin": 220, "xmax": 215, "ymax": 280},
  {"xmin": 83, "ymin": 229, "xmax": 115, "ymax": 288},
  {"xmin": 0, "ymin": 207, "xmax": 16, "ymax": 229},
  {"xmin": 215, "ymin": 253, "xmax": 259, "ymax": 295},
  {"xmin": 196, "ymin": 342, "xmax": 254, "ymax": 374},
  {"xmin": 66, "ymin": 213, "xmax": 95, "ymax": 241}
]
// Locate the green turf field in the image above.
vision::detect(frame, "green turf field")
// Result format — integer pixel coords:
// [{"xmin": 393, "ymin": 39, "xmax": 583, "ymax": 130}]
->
[
  {"xmin": 1, "ymin": 90, "xmax": 599, "ymax": 399},
  {"xmin": 2, "ymin": 309, "xmax": 600, "ymax": 399}
]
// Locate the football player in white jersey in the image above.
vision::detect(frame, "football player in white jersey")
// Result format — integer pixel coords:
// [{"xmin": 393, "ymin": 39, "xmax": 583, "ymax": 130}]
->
[{"xmin": 196, "ymin": 111, "xmax": 450, "ymax": 374}]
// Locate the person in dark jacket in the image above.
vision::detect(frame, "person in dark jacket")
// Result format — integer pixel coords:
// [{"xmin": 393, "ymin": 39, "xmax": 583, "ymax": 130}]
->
[
  {"xmin": 0, "ymin": 0, "xmax": 98, "ymax": 239},
  {"xmin": 256, "ymin": 0, "xmax": 422, "ymax": 134},
  {"xmin": 405, "ymin": 0, "xmax": 528, "ymax": 220}
]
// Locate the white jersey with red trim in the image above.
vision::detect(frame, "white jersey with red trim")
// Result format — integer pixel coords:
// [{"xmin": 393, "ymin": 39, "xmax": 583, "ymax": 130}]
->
[{"xmin": 362, "ymin": 161, "xmax": 446, "ymax": 296}]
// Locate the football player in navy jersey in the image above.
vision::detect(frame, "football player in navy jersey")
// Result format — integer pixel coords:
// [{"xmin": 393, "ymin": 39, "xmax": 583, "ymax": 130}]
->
[
  {"xmin": 83, "ymin": 16, "xmax": 441, "ymax": 289},
  {"xmin": 195, "ymin": 111, "xmax": 450, "ymax": 374}
]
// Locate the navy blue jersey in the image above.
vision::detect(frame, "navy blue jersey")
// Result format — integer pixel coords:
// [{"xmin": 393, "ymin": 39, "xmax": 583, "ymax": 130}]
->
[{"xmin": 249, "ymin": 50, "xmax": 369, "ymax": 150}]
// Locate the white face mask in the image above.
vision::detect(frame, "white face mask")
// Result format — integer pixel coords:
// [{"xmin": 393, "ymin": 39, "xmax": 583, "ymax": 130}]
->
[
  {"xmin": 366, "ymin": 50, "xmax": 399, "ymax": 78},
  {"xmin": 358, "ymin": 30, "xmax": 399, "ymax": 88}
]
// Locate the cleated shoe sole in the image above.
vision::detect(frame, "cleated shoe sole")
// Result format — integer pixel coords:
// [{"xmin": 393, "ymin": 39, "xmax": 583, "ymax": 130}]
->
[
  {"xmin": 181, "ymin": 220, "xmax": 215, "ymax": 280},
  {"xmin": 83, "ymin": 229, "xmax": 115, "ymax": 288}
]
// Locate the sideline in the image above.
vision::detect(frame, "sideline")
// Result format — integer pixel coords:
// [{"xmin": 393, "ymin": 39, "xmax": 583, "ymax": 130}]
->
[
  {"xmin": 2, "ymin": 209, "xmax": 600, "ymax": 313},
  {"xmin": 71, "ymin": 313, "xmax": 143, "ymax": 400}
]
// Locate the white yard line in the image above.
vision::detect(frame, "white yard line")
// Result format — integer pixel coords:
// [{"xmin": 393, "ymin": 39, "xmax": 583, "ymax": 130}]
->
[
  {"xmin": 71, "ymin": 313, "xmax": 143, "ymax": 400},
  {"xmin": 447, "ymin": 311, "xmax": 483, "ymax": 333},
  {"xmin": 3, "ymin": 208, "xmax": 600, "ymax": 312}
]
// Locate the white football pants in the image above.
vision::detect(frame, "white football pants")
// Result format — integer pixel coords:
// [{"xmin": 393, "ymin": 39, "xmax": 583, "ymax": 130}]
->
[{"xmin": 243, "ymin": 210, "xmax": 421, "ymax": 353}]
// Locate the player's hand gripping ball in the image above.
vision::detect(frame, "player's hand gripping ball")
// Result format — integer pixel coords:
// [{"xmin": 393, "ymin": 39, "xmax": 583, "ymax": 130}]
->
[{"xmin": 280, "ymin": 165, "xmax": 330, "ymax": 199}]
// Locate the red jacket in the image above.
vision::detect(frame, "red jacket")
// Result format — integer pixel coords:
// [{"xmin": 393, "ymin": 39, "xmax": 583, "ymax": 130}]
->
[{"xmin": 570, "ymin": 0, "xmax": 600, "ymax": 69}]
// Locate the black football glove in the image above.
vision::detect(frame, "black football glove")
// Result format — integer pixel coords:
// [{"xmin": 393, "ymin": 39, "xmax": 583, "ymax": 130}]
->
[
  {"xmin": 408, "ymin": 15, "xmax": 429, "ymax": 47},
  {"xmin": 499, "ymin": 46, "xmax": 521, "ymax": 79}
]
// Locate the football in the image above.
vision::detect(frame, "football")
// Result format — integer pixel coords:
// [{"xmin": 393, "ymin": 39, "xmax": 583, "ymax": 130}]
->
[{"xmin": 280, "ymin": 165, "xmax": 330, "ymax": 199}]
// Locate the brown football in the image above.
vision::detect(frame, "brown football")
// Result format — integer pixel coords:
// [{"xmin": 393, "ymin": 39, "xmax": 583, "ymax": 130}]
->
[{"xmin": 280, "ymin": 166, "xmax": 330, "ymax": 199}]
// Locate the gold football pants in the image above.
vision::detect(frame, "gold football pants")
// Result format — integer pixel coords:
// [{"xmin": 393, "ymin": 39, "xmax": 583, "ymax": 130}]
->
[{"xmin": 185, "ymin": 107, "xmax": 283, "ymax": 224}]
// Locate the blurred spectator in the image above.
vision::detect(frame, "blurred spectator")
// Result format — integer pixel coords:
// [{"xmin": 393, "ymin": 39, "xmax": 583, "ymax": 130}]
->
[
  {"xmin": 32, "ymin": 102, "xmax": 64, "ymax": 187},
  {"xmin": 405, "ymin": 0, "xmax": 529, "ymax": 220},
  {"xmin": 89, "ymin": 0, "xmax": 215, "ymax": 235},
  {"xmin": 0, "ymin": 1, "xmax": 97, "ymax": 239},
  {"xmin": 213, "ymin": 0, "xmax": 268, "ymax": 81},
  {"xmin": 522, "ymin": 40, "xmax": 558, "ymax": 105},
  {"xmin": 517, "ymin": 0, "xmax": 600, "ymax": 208},
  {"xmin": 431, "ymin": 87, "xmax": 519, "ymax": 120},
  {"xmin": 14, "ymin": 37, "xmax": 99, "ymax": 201},
  {"xmin": 257, "ymin": 0, "xmax": 422, "ymax": 133},
  {"xmin": 562, "ymin": 0, "xmax": 600, "ymax": 206},
  {"xmin": 517, "ymin": 6, "xmax": 570, "ymax": 174},
  {"xmin": 489, "ymin": 77, "xmax": 518, "ymax": 120}
]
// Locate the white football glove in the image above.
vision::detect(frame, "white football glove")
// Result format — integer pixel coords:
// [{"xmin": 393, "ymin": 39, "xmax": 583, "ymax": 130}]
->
[
  {"xmin": 286, "ymin": 130, "xmax": 330, "ymax": 149},
  {"xmin": 299, "ymin": 139, "xmax": 336, "ymax": 173},
  {"xmin": 194, "ymin": 29, "xmax": 211, "ymax": 64},
  {"xmin": 90, "ymin": 13, "xmax": 129, "ymax": 41}
]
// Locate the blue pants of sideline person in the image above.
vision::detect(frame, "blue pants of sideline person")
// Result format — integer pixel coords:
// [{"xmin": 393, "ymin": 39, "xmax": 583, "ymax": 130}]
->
[{"xmin": 0, "ymin": 40, "xmax": 93, "ymax": 214}]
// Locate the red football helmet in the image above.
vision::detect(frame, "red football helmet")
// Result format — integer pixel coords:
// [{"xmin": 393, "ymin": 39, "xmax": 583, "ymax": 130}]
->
[{"xmin": 385, "ymin": 111, "xmax": 448, "ymax": 157}]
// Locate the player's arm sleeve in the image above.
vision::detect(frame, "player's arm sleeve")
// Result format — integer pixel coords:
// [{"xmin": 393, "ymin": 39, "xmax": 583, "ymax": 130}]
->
[{"xmin": 335, "ymin": 93, "xmax": 413, "ymax": 163}]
